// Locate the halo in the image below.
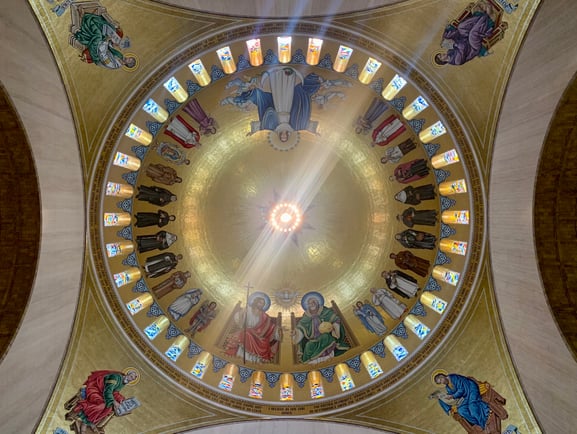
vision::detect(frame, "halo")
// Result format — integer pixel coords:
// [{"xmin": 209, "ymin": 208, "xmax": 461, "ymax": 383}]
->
[
  {"xmin": 122, "ymin": 53, "xmax": 140, "ymax": 72},
  {"xmin": 123, "ymin": 366, "xmax": 141, "ymax": 386},
  {"xmin": 301, "ymin": 291, "xmax": 324, "ymax": 311},
  {"xmin": 268, "ymin": 127, "xmax": 299, "ymax": 152},
  {"xmin": 431, "ymin": 368, "xmax": 448, "ymax": 386},
  {"xmin": 431, "ymin": 50, "xmax": 447, "ymax": 69},
  {"xmin": 247, "ymin": 291, "xmax": 271, "ymax": 311}
]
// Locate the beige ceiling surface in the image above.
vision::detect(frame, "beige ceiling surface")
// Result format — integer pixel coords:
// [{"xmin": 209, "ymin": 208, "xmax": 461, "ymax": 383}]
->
[{"xmin": 2, "ymin": 0, "xmax": 567, "ymax": 432}]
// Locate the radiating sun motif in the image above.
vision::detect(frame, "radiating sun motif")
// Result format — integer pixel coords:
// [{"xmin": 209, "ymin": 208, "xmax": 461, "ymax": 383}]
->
[{"xmin": 269, "ymin": 202, "xmax": 303, "ymax": 232}]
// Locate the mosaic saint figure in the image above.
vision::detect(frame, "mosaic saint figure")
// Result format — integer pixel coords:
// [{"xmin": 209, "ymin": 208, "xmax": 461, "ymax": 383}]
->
[
  {"xmin": 168, "ymin": 288, "xmax": 202, "ymax": 320},
  {"xmin": 144, "ymin": 164, "xmax": 182, "ymax": 185},
  {"xmin": 353, "ymin": 301, "xmax": 388, "ymax": 335},
  {"xmin": 394, "ymin": 184, "xmax": 437, "ymax": 205},
  {"xmin": 70, "ymin": 11, "xmax": 136, "ymax": 70},
  {"xmin": 222, "ymin": 67, "xmax": 326, "ymax": 149},
  {"xmin": 136, "ymin": 230, "xmax": 177, "ymax": 253},
  {"xmin": 395, "ymin": 229, "xmax": 437, "ymax": 250},
  {"xmin": 136, "ymin": 185, "xmax": 176, "ymax": 207},
  {"xmin": 143, "ymin": 252, "xmax": 182, "ymax": 279},
  {"xmin": 183, "ymin": 98, "xmax": 217, "ymax": 135},
  {"xmin": 185, "ymin": 301, "xmax": 218, "ymax": 336},
  {"xmin": 381, "ymin": 138, "xmax": 417, "ymax": 164},
  {"xmin": 164, "ymin": 115, "xmax": 201, "ymax": 148},
  {"xmin": 435, "ymin": 0, "xmax": 504, "ymax": 67},
  {"xmin": 397, "ymin": 207, "xmax": 438, "ymax": 227},
  {"xmin": 154, "ymin": 141, "xmax": 190, "ymax": 166},
  {"xmin": 292, "ymin": 292, "xmax": 350, "ymax": 364},
  {"xmin": 64, "ymin": 369, "xmax": 140, "ymax": 434},
  {"xmin": 429, "ymin": 371, "xmax": 509, "ymax": 433},
  {"xmin": 151, "ymin": 270, "xmax": 190, "ymax": 299},
  {"xmin": 355, "ymin": 97, "xmax": 389, "ymax": 134},
  {"xmin": 370, "ymin": 287, "xmax": 407, "ymax": 320},
  {"xmin": 372, "ymin": 114, "xmax": 406, "ymax": 146},
  {"xmin": 134, "ymin": 210, "xmax": 175, "ymax": 228},
  {"xmin": 381, "ymin": 270, "xmax": 419, "ymax": 298},
  {"xmin": 224, "ymin": 292, "xmax": 282, "ymax": 363},
  {"xmin": 390, "ymin": 251, "xmax": 431, "ymax": 277},
  {"xmin": 390, "ymin": 159, "xmax": 430, "ymax": 184}
]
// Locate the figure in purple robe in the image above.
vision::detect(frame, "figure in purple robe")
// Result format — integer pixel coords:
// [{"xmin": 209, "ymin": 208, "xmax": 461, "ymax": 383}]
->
[
  {"xmin": 183, "ymin": 98, "xmax": 217, "ymax": 135},
  {"xmin": 355, "ymin": 97, "xmax": 388, "ymax": 134},
  {"xmin": 435, "ymin": 1, "xmax": 498, "ymax": 66}
]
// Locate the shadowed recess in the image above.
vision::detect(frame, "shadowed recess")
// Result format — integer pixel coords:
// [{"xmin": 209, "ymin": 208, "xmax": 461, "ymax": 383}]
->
[
  {"xmin": 0, "ymin": 83, "xmax": 42, "ymax": 362},
  {"xmin": 534, "ymin": 71, "xmax": 577, "ymax": 362}
]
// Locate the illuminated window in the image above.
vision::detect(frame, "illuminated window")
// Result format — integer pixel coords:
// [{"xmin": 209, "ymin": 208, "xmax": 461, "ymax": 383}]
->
[
  {"xmin": 142, "ymin": 98, "xmax": 168, "ymax": 122},
  {"xmin": 441, "ymin": 210, "xmax": 469, "ymax": 224},
  {"xmin": 144, "ymin": 316, "xmax": 169, "ymax": 340},
  {"xmin": 188, "ymin": 59, "xmax": 211, "ymax": 86},
  {"xmin": 438, "ymin": 178, "xmax": 468, "ymax": 195},
  {"xmin": 165, "ymin": 335, "xmax": 189, "ymax": 362},
  {"xmin": 277, "ymin": 37, "xmax": 292, "ymax": 63},
  {"xmin": 333, "ymin": 45, "xmax": 353, "ymax": 73},
  {"xmin": 125, "ymin": 123, "xmax": 152, "ymax": 145},
  {"xmin": 190, "ymin": 352, "xmax": 211, "ymax": 379},
  {"xmin": 359, "ymin": 57, "xmax": 381, "ymax": 84},
  {"xmin": 163, "ymin": 76, "xmax": 188, "ymax": 102},
  {"xmin": 419, "ymin": 121, "xmax": 446, "ymax": 143},
  {"xmin": 306, "ymin": 38, "xmax": 323, "ymax": 65},
  {"xmin": 431, "ymin": 149, "xmax": 459, "ymax": 168},
  {"xmin": 402, "ymin": 96, "xmax": 429, "ymax": 120},
  {"xmin": 113, "ymin": 151, "xmax": 141, "ymax": 171},
  {"xmin": 432, "ymin": 266, "xmax": 460, "ymax": 286},
  {"xmin": 246, "ymin": 39, "xmax": 263, "ymax": 66},
  {"xmin": 381, "ymin": 74, "xmax": 407, "ymax": 100},
  {"xmin": 439, "ymin": 239, "xmax": 468, "ymax": 256},
  {"xmin": 384, "ymin": 335, "xmax": 409, "ymax": 361},
  {"xmin": 216, "ymin": 46, "xmax": 236, "ymax": 74},
  {"xmin": 420, "ymin": 292, "xmax": 448, "ymax": 314},
  {"xmin": 126, "ymin": 293, "xmax": 152, "ymax": 315}
]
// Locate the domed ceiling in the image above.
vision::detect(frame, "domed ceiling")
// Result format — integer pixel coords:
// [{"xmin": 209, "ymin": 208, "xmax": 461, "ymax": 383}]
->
[
  {"xmin": 20, "ymin": 1, "xmax": 552, "ymax": 432},
  {"xmin": 97, "ymin": 30, "xmax": 476, "ymax": 414}
]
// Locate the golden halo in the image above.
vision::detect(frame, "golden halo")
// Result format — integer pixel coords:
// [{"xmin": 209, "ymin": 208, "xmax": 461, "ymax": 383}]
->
[
  {"xmin": 122, "ymin": 53, "xmax": 139, "ymax": 72},
  {"xmin": 431, "ymin": 50, "xmax": 448, "ymax": 69},
  {"xmin": 123, "ymin": 366, "xmax": 141, "ymax": 385},
  {"xmin": 268, "ymin": 129, "xmax": 300, "ymax": 151},
  {"xmin": 431, "ymin": 368, "xmax": 448, "ymax": 386}
]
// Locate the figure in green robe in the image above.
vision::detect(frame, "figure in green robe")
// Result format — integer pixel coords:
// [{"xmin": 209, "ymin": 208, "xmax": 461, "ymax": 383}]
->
[
  {"xmin": 292, "ymin": 292, "xmax": 350, "ymax": 364},
  {"xmin": 73, "ymin": 13, "xmax": 135, "ymax": 69}
]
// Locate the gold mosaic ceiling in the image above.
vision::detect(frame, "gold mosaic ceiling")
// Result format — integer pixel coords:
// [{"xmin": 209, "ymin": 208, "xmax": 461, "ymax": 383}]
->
[{"xmin": 95, "ymin": 30, "xmax": 477, "ymax": 415}]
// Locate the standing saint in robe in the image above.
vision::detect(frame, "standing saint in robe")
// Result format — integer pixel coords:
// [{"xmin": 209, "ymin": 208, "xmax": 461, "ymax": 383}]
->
[
  {"xmin": 134, "ymin": 210, "xmax": 175, "ymax": 228},
  {"xmin": 381, "ymin": 138, "xmax": 417, "ymax": 164},
  {"xmin": 164, "ymin": 115, "xmax": 201, "ymax": 148},
  {"xmin": 372, "ymin": 114, "xmax": 406, "ymax": 146},
  {"xmin": 390, "ymin": 159, "xmax": 430, "ymax": 183},
  {"xmin": 370, "ymin": 287, "xmax": 407, "ymax": 320},
  {"xmin": 381, "ymin": 270, "xmax": 419, "ymax": 298},
  {"xmin": 144, "ymin": 164, "xmax": 182, "ymax": 185},
  {"xmin": 353, "ymin": 301, "xmax": 388, "ymax": 335},
  {"xmin": 151, "ymin": 270, "xmax": 191, "ymax": 299},
  {"xmin": 154, "ymin": 142, "xmax": 190, "ymax": 166},
  {"xmin": 168, "ymin": 288, "xmax": 202, "ymax": 320},
  {"xmin": 394, "ymin": 184, "xmax": 437, "ymax": 205},
  {"xmin": 397, "ymin": 207, "xmax": 438, "ymax": 227},
  {"xmin": 143, "ymin": 252, "xmax": 182, "ymax": 278},
  {"xmin": 183, "ymin": 98, "xmax": 217, "ymax": 135},
  {"xmin": 395, "ymin": 229, "xmax": 437, "ymax": 250},
  {"xmin": 136, "ymin": 185, "xmax": 177, "ymax": 207},
  {"xmin": 390, "ymin": 251, "xmax": 431, "ymax": 277},
  {"xmin": 136, "ymin": 230, "xmax": 177, "ymax": 253},
  {"xmin": 355, "ymin": 97, "xmax": 389, "ymax": 134},
  {"xmin": 185, "ymin": 301, "xmax": 218, "ymax": 336}
]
